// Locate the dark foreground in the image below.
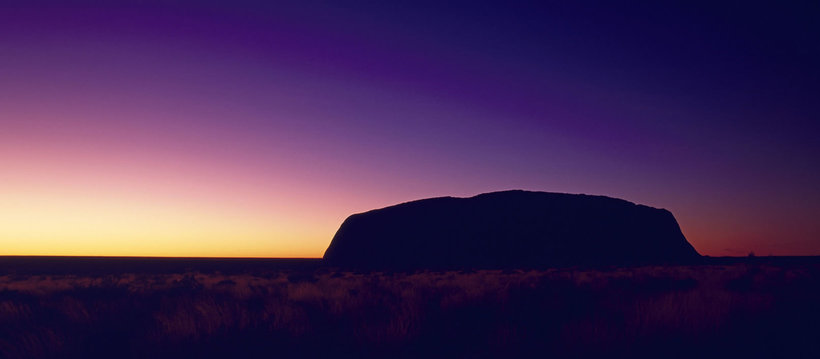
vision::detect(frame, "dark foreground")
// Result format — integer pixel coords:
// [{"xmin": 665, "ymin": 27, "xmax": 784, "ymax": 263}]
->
[{"xmin": 1, "ymin": 257, "xmax": 819, "ymax": 358}]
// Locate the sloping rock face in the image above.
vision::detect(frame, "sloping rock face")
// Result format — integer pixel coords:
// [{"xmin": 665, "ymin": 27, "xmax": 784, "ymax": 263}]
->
[{"xmin": 323, "ymin": 190, "xmax": 700, "ymax": 269}]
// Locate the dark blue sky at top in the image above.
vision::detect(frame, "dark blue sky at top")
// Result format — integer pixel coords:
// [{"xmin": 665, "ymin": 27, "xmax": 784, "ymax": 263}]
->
[{"xmin": 208, "ymin": 0, "xmax": 820, "ymax": 166}]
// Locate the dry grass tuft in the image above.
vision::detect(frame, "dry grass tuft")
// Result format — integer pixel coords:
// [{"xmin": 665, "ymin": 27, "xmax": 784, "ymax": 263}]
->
[{"xmin": 0, "ymin": 263, "xmax": 818, "ymax": 358}]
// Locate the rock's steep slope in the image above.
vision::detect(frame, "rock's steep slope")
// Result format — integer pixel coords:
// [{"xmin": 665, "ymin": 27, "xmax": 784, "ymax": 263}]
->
[{"xmin": 323, "ymin": 190, "xmax": 700, "ymax": 269}]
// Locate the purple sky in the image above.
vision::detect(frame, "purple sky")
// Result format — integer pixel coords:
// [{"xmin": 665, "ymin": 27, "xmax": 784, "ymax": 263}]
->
[{"xmin": 1, "ymin": 1, "xmax": 818, "ymax": 257}]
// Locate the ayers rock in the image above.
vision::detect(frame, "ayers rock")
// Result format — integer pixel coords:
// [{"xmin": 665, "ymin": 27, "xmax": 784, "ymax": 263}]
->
[{"xmin": 323, "ymin": 190, "xmax": 700, "ymax": 269}]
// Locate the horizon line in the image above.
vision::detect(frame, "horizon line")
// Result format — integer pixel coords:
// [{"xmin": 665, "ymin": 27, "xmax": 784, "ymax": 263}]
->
[{"xmin": 0, "ymin": 255, "xmax": 323, "ymax": 260}]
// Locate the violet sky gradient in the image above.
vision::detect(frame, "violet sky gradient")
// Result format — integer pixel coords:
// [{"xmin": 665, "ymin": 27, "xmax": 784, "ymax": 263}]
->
[{"xmin": 1, "ymin": 1, "xmax": 818, "ymax": 257}]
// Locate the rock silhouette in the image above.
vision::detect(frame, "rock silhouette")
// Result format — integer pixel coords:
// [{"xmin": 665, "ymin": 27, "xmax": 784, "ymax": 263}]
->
[{"xmin": 323, "ymin": 190, "xmax": 700, "ymax": 269}]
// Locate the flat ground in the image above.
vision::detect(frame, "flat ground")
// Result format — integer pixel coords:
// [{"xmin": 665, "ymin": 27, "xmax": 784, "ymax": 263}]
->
[{"xmin": 1, "ymin": 258, "xmax": 818, "ymax": 358}]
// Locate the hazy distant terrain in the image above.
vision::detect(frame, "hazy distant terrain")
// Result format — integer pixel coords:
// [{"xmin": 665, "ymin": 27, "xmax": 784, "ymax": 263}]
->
[{"xmin": 1, "ymin": 258, "xmax": 819, "ymax": 358}]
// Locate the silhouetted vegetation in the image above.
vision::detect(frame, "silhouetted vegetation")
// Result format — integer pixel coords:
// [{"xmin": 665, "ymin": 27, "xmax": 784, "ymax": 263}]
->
[{"xmin": 1, "ymin": 260, "xmax": 819, "ymax": 358}]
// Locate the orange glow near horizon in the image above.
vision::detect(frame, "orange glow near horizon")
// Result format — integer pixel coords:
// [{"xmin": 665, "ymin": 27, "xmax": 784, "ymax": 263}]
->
[
  {"xmin": 0, "ymin": 186, "xmax": 334, "ymax": 258},
  {"xmin": 1, "ymin": 176, "xmax": 816, "ymax": 258},
  {"xmin": 0, "ymin": 142, "xmax": 349, "ymax": 258}
]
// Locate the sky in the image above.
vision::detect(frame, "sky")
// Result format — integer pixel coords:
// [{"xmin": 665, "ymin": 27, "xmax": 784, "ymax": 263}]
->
[{"xmin": 1, "ymin": 0, "xmax": 818, "ymax": 257}]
